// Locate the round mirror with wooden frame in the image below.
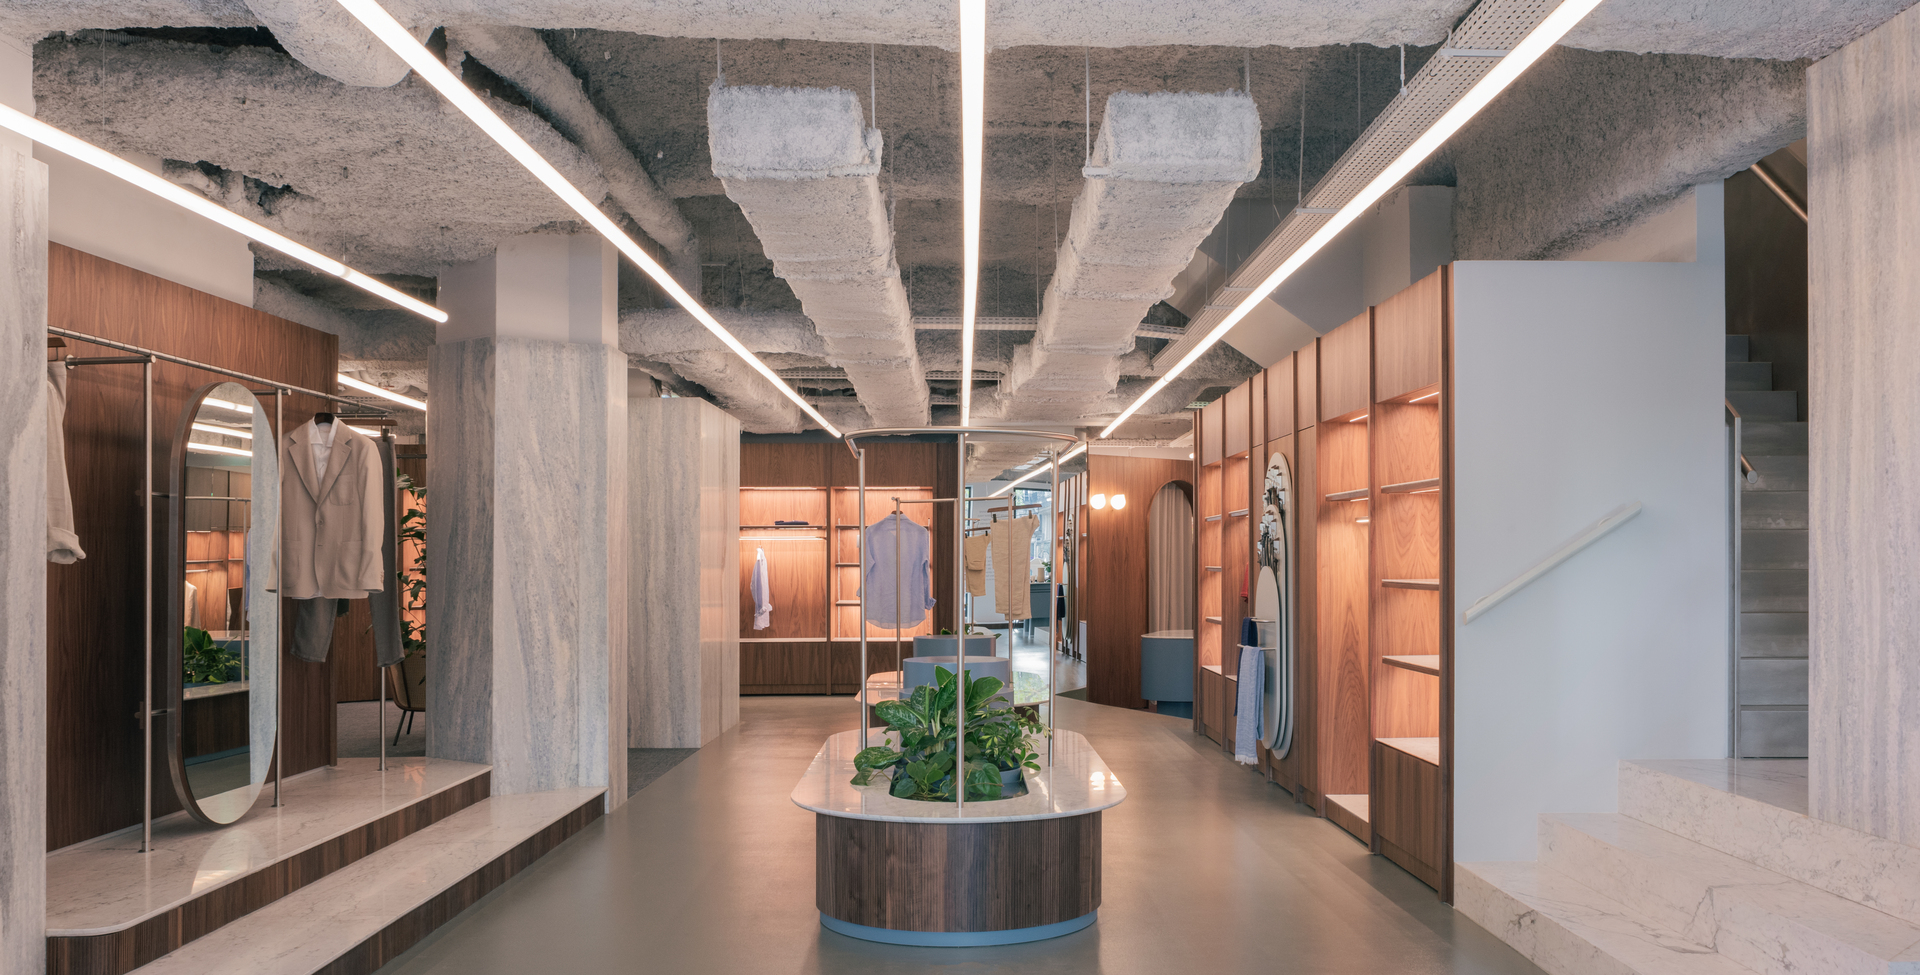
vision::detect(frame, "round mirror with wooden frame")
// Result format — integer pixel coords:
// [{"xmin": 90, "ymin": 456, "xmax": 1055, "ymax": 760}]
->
[{"xmin": 165, "ymin": 381, "xmax": 280, "ymax": 825}]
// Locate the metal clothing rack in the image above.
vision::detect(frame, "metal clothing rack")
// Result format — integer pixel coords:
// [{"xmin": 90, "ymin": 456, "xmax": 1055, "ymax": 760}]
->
[
  {"xmin": 842, "ymin": 427, "xmax": 1083, "ymax": 814},
  {"xmin": 51, "ymin": 326, "xmax": 395, "ymax": 853}
]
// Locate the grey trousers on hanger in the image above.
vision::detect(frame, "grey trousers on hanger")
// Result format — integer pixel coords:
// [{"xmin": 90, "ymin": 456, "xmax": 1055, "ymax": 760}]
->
[
  {"xmin": 291, "ymin": 597, "xmax": 349, "ymax": 663},
  {"xmin": 367, "ymin": 437, "xmax": 405, "ymax": 668}
]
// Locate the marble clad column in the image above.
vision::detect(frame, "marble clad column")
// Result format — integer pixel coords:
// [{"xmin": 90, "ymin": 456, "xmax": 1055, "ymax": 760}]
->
[
  {"xmin": 1807, "ymin": 3, "xmax": 1920, "ymax": 844},
  {"xmin": 428, "ymin": 233, "xmax": 628, "ymax": 809},
  {"xmin": 0, "ymin": 33, "xmax": 47, "ymax": 975}
]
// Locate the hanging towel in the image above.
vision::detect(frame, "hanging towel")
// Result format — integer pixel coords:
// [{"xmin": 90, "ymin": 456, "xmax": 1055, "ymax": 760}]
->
[
  {"xmin": 46, "ymin": 363, "xmax": 84, "ymax": 563},
  {"xmin": 1234, "ymin": 643, "xmax": 1264, "ymax": 765},
  {"xmin": 751, "ymin": 547, "xmax": 772, "ymax": 630}
]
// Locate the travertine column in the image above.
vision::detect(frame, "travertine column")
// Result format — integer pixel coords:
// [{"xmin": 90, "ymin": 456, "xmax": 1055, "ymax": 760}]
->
[
  {"xmin": 0, "ymin": 33, "xmax": 47, "ymax": 975},
  {"xmin": 1807, "ymin": 3, "xmax": 1920, "ymax": 842},
  {"xmin": 428, "ymin": 233, "xmax": 628, "ymax": 808}
]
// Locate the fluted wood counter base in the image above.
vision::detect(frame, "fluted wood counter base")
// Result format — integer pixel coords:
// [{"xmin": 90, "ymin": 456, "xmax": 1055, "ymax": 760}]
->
[{"xmin": 815, "ymin": 811, "xmax": 1101, "ymax": 945}]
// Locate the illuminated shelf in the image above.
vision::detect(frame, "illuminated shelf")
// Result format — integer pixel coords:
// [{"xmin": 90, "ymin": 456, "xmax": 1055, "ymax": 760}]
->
[
  {"xmin": 1325, "ymin": 488, "xmax": 1369, "ymax": 502},
  {"xmin": 1380, "ymin": 478, "xmax": 1440, "ymax": 495},
  {"xmin": 1381, "ymin": 578, "xmax": 1440, "ymax": 591},
  {"xmin": 1382, "ymin": 655, "xmax": 1440, "ymax": 676}
]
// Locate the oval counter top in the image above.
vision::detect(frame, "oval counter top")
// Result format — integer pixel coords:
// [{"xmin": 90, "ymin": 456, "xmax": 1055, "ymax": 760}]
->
[{"xmin": 791, "ymin": 728, "xmax": 1126, "ymax": 825}]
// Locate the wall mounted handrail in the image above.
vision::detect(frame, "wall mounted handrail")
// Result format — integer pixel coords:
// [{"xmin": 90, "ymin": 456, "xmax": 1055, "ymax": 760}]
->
[{"xmin": 1459, "ymin": 501, "xmax": 1643, "ymax": 624}]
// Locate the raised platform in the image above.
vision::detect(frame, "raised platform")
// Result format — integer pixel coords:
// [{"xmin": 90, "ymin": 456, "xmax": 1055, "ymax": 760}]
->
[{"xmin": 1458, "ymin": 758, "xmax": 1920, "ymax": 975}]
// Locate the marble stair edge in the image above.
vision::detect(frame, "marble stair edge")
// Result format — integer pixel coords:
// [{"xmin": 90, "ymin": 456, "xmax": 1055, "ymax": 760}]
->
[{"xmin": 1620, "ymin": 762, "xmax": 1920, "ymax": 927}]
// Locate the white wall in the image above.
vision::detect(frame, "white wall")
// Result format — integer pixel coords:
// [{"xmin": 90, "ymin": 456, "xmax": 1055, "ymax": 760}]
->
[
  {"xmin": 1561, "ymin": 182, "xmax": 1726, "ymax": 265},
  {"xmin": 35, "ymin": 147, "xmax": 255, "ymax": 305},
  {"xmin": 1451, "ymin": 260, "xmax": 1727, "ymax": 863}
]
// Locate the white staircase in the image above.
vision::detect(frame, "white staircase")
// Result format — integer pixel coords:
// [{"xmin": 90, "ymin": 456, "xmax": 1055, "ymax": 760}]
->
[{"xmin": 1459, "ymin": 760, "xmax": 1920, "ymax": 975}]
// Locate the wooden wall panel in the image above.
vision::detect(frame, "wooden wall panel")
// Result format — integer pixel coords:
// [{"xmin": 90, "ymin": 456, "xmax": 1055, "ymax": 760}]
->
[
  {"xmin": 1293, "ymin": 427, "xmax": 1320, "ymax": 809},
  {"xmin": 1265, "ymin": 356, "xmax": 1295, "ymax": 438},
  {"xmin": 1314, "ymin": 419, "xmax": 1370, "ymax": 799},
  {"xmin": 48, "ymin": 245, "xmax": 339, "ymax": 850},
  {"xmin": 1372, "ymin": 741, "xmax": 1442, "ymax": 889},
  {"xmin": 1200, "ymin": 400, "xmax": 1224, "ymax": 465},
  {"xmin": 1224, "ymin": 381, "xmax": 1251, "ymax": 457},
  {"xmin": 1084, "ymin": 454, "xmax": 1192, "ymax": 709},
  {"xmin": 1373, "ymin": 267, "xmax": 1445, "ymax": 401},
  {"xmin": 1297, "ymin": 341, "xmax": 1319, "ymax": 432},
  {"xmin": 1318, "ymin": 312, "xmax": 1373, "ymax": 421},
  {"xmin": 740, "ymin": 642, "xmax": 830, "ymax": 694},
  {"xmin": 740, "ymin": 442, "xmax": 830, "ymax": 487},
  {"xmin": 739, "ymin": 537, "xmax": 829, "ymax": 639}
]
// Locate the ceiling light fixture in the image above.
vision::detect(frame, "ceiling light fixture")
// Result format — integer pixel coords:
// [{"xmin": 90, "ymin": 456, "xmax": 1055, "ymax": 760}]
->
[
  {"xmin": 1097, "ymin": 0, "xmax": 1605, "ymax": 439},
  {"xmin": 187, "ymin": 443, "xmax": 254, "ymax": 458},
  {"xmin": 333, "ymin": 0, "xmax": 842, "ymax": 437},
  {"xmin": 204, "ymin": 397, "xmax": 255, "ymax": 415},
  {"xmin": 338, "ymin": 374, "xmax": 427, "ymax": 412},
  {"xmin": 0, "ymin": 105, "xmax": 446, "ymax": 324},
  {"xmin": 192, "ymin": 422, "xmax": 252, "ymax": 440},
  {"xmin": 989, "ymin": 443, "xmax": 1087, "ymax": 496},
  {"xmin": 957, "ymin": 0, "xmax": 986, "ymax": 427}
]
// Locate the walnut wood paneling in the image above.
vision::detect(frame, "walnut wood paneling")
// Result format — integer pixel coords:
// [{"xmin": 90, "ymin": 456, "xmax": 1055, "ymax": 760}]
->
[
  {"xmin": 1224, "ymin": 381, "xmax": 1251, "ymax": 457},
  {"xmin": 1266, "ymin": 356, "xmax": 1295, "ymax": 438},
  {"xmin": 1222, "ymin": 453, "xmax": 1251, "ymax": 676},
  {"xmin": 1438, "ymin": 267, "xmax": 1456, "ymax": 903},
  {"xmin": 1200, "ymin": 399, "xmax": 1224, "ymax": 465},
  {"xmin": 48, "ymin": 245, "xmax": 339, "ymax": 850},
  {"xmin": 1297, "ymin": 342, "xmax": 1319, "ymax": 432},
  {"xmin": 740, "ymin": 641, "xmax": 830, "ymax": 694},
  {"xmin": 1373, "ymin": 656, "xmax": 1440, "ymax": 740},
  {"xmin": 1372, "ymin": 741, "xmax": 1442, "ymax": 889},
  {"xmin": 1196, "ymin": 462, "xmax": 1222, "ymax": 672},
  {"xmin": 1318, "ymin": 312, "xmax": 1372, "ymax": 421},
  {"xmin": 740, "ymin": 442, "xmax": 830, "ymax": 487},
  {"xmin": 740, "ymin": 488, "xmax": 829, "ymax": 528},
  {"xmin": 816, "ymin": 812, "xmax": 1100, "ymax": 932},
  {"xmin": 738, "ymin": 537, "xmax": 828, "ymax": 639},
  {"xmin": 1315, "ymin": 418, "xmax": 1370, "ymax": 798},
  {"xmin": 1293, "ymin": 428, "xmax": 1319, "ymax": 809},
  {"xmin": 1373, "ymin": 268, "xmax": 1445, "ymax": 401},
  {"xmin": 1084, "ymin": 454, "xmax": 1192, "ymax": 709},
  {"xmin": 46, "ymin": 773, "xmax": 491, "ymax": 975},
  {"xmin": 331, "ymin": 599, "xmax": 382, "ymax": 703},
  {"xmin": 829, "ymin": 642, "xmax": 907, "ymax": 694}
]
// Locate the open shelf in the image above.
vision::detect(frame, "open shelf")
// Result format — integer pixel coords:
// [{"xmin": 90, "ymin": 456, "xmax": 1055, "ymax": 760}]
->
[
  {"xmin": 1325, "ymin": 487, "xmax": 1370, "ymax": 502},
  {"xmin": 1205, "ymin": 565, "xmax": 1223, "ymax": 572},
  {"xmin": 1378, "ymin": 737, "xmax": 1440, "ymax": 766},
  {"xmin": 1204, "ymin": 616, "xmax": 1223, "ymax": 624},
  {"xmin": 1383, "ymin": 655, "xmax": 1441, "ymax": 676},
  {"xmin": 1381, "ymin": 578, "xmax": 1440, "ymax": 591},
  {"xmin": 1204, "ymin": 514, "xmax": 1224, "ymax": 523},
  {"xmin": 1380, "ymin": 478, "xmax": 1440, "ymax": 495},
  {"xmin": 1227, "ymin": 508, "xmax": 1249, "ymax": 518}
]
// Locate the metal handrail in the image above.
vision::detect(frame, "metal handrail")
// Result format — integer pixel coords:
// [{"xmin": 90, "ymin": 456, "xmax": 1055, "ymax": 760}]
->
[
  {"xmin": 1726, "ymin": 399, "xmax": 1745, "ymax": 757},
  {"xmin": 1459, "ymin": 502, "xmax": 1644, "ymax": 624}
]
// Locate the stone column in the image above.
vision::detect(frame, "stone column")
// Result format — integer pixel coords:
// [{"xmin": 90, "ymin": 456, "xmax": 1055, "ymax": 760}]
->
[
  {"xmin": 1808, "ymin": 3, "xmax": 1920, "ymax": 843},
  {"xmin": 428, "ymin": 233, "xmax": 628, "ymax": 808},
  {"xmin": 0, "ymin": 32, "xmax": 47, "ymax": 975}
]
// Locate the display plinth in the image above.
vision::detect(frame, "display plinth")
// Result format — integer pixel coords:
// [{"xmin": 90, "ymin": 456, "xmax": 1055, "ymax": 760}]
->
[{"xmin": 792, "ymin": 728, "xmax": 1124, "ymax": 945}]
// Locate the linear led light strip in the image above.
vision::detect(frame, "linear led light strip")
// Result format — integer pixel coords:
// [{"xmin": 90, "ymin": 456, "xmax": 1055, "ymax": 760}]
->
[
  {"xmin": 338, "ymin": 373, "xmax": 427, "ymax": 412},
  {"xmin": 957, "ymin": 0, "xmax": 986, "ymax": 426},
  {"xmin": 1099, "ymin": 0, "xmax": 1606, "ymax": 438},
  {"xmin": 0, "ymin": 104, "xmax": 446, "ymax": 324},
  {"xmin": 988, "ymin": 443, "xmax": 1086, "ymax": 497},
  {"xmin": 335, "ymin": 0, "xmax": 841, "ymax": 438}
]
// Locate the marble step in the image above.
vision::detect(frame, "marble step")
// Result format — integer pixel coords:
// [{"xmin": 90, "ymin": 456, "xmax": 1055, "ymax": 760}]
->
[
  {"xmin": 1726, "ymin": 360, "xmax": 1773, "ymax": 391},
  {"xmin": 1742, "ymin": 493, "xmax": 1808, "ymax": 530},
  {"xmin": 1622, "ymin": 761, "xmax": 1920, "ymax": 929},
  {"xmin": 1728, "ymin": 390, "xmax": 1798, "ymax": 421},
  {"xmin": 126, "ymin": 788, "xmax": 604, "ymax": 975},
  {"xmin": 1540, "ymin": 813, "xmax": 1920, "ymax": 975},
  {"xmin": 1457, "ymin": 860, "xmax": 1754, "ymax": 975}
]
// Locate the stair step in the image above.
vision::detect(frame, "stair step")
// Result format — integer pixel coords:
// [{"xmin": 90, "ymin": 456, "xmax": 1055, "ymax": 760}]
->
[
  {"xmin": 1744, "ymin": 455, "xmax": 1808, "ymax": 492},
  {"xmin": 1539, "ymin": 813, "xmax": 1920, "ymax": 975},
  {"xmin": 126, "ymin": 788, "xmax": 603, "ymax": 975},
  {"xmin": 1741, "ymin": 569, "xmax": 1808, "ymax": 612},
  {"xmin": 1726, "ymin": 360, "xmax": 1774, "ymax": 391},
  {"xmin": 1728, "ymin": 390, "xmax": 1799, "ymax": 421},
  {"xmin": 1737, "ymin": 658, "xmax": 1809, "ymax": 707},
  {"xmin": 1741, "ymin": 529, "xmax": 1807, "ymax": 570},
  {"xmin": 1457, "ymin": 861, "xmax": 1754, "ymax": 975},
  {"xmin": 1744, "ymin": 422, "xmax": 1808, "ymax": 456},
  {"xmin": 1739, "ymin": 612, "xmax": 1808, "ymax": 657},
  {"xmin": 1727, "ymin": 334, "xmax": 1752, "ymax": 362},
  {"xmin": 1621, "ymin": 760, "xmax": 1920, "ymax": 928},
  {"xmin": 1743, "ymin": 492, "xmax": 1809, "ymax": 530},
  {"xmin": 1737, "ymin": 710, "xmax": 1809, "ymax": 759}
]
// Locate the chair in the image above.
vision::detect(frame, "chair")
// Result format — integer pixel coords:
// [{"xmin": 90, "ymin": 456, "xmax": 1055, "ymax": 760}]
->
[{"xmin": 385, "ymin": 652, "xmax": 426, "ymax": 746}]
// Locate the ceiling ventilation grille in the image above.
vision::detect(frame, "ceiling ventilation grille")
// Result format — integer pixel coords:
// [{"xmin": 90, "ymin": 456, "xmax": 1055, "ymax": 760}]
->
[{"xmin": 1151, "ymin": 0, "xmax": 1557, "ymax": 371}]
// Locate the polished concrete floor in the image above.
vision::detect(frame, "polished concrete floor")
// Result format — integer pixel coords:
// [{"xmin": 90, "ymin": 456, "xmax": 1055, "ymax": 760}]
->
[{"xmin": 377, "ymin": 691, "xmax": 1543, "ymax": 975}]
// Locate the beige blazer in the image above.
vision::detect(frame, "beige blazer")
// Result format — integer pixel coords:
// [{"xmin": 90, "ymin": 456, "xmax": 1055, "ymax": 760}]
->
[{"xmin": 276, "ymin": 420, "xmax": 385, "ymax": 599}]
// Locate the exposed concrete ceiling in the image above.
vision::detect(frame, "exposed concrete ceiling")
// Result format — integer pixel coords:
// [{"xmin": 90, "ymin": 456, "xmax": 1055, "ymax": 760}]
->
[{"xmin": 10, "ymin": 0, "xmax": 1902, "ymax": 446}]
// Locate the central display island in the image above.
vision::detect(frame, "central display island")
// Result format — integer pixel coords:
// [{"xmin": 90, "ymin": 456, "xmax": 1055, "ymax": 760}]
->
[{"xmin": 791, "ymin": 728, "xmax": 1126, "ymax": 946}]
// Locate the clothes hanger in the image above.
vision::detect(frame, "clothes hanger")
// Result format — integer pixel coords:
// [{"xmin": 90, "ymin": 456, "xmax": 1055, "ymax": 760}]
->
[{"xmin": 313, "ymin": 411, "xmax": 335, "ymax": 425}]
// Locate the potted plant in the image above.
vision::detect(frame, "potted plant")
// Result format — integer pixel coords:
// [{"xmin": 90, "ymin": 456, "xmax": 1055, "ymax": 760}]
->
[
  {"xmin": 851, "ymin": 666, "xmax": 1047, "ymax": 801},
  {"xmin": 182, "ymin": 625, "xmax": 236, "ymax": 685}
]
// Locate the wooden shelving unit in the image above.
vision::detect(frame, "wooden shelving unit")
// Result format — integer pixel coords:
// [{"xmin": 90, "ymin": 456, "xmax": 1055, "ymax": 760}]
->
[
  {"xmin": 1195, "ymin": 396, "xmax": 1227, "ymax": 745},
  {"xmin": 1315, "ymin": 309, "xmax": 1375, "ymax": 847}
]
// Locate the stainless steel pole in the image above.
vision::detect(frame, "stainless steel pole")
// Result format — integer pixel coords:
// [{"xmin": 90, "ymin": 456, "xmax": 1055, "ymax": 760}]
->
[
  {"xmin": 857, "ymin": 449, "xmax": 868, "ymax": 748},
  {"xmin": 955, "ymin": 431, "xmax": 966, "ymax": 813},
  {"xmin": 1048, "ymin": 445, "xmax": 1060, "ymax": 766},
  {"xmin": 379, "ymin": 429, "xmax": 390, "ymax": 773},
  {"xmin": 893, "ymin": 498, "xmax": 903, "ymax": 692},
  {"xmin": 273, "ymin": 390, "xmax": 283, "ymax": 808},
  {"xmin": 141, "ymin": 358, "xmax": 153, "ymax": 853}
]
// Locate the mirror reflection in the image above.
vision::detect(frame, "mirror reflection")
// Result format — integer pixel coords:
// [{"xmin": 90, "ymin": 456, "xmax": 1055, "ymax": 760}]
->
[{"xmin": 173, "ymin": 381, "xmax": 279, "ymax": 824}]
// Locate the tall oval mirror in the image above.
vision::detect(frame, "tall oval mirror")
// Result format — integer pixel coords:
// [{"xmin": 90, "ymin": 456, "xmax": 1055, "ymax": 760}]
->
[{"xmin": 167, "ymin": 381, "xmax": 279, "ymax": 825}]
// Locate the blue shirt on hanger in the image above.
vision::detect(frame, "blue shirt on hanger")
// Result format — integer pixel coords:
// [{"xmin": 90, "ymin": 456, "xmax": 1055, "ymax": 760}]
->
[{"xmin": 862, "ymin": 513, "xmax": 936, "ymax": 629}]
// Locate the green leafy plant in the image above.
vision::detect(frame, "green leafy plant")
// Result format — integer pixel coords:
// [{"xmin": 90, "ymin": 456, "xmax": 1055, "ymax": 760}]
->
[
  {"xmin": 850, "ymin": 666, "xmax": 1048, "ymax": 801},
  {"xmin": 182, "ymin": 626, "xmax": 236, "ymax": 684}
]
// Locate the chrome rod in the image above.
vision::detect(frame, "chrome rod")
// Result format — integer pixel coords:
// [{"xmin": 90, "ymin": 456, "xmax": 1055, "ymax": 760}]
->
[
  {"xmin": 1048, "ymin": 444, "xmax": 1060, "ymax": 766},
  {"xmin": 141, "ymin": 358, "xmax": 154, "ymax": 853},
  {"xmin": 273, "ymin": 390, "xmax": 283, "ymax": 807},
  {"xmin": 49, "ymin": 327, "xmax": 388, "ymax": 412},
  {"xmin": 954, "ymin": 430, "xmax": 965, "ymax": 814},
  {"xmin": 857, "ymin": 449, "xmax": 868, "ymax": 748}
]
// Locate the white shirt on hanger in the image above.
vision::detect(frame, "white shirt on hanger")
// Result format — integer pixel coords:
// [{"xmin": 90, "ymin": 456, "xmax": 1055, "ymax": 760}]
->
[{"xmin": 310, "ymin": 418, "xmax": 339, "ymax": 480}]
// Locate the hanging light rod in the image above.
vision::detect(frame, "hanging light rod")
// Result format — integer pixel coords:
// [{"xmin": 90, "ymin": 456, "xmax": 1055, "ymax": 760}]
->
[
  {"xmin": 989, "ymin": 443, "xmax": 1086, "ymax": 497},
  {"xmin": 1099, "ymin": 0, "xmax": 1606, "ymax": 439},
  {"xmin": 338, "ymin": 373, "xmax": 427, "ymax": 412},
  {"xmin": 334, "ymin": 0, "xmax": 842, "ymax": 438},
  {"xmin": 0, "ymin": 105, "xmax": 447, "ymax": 324},
  {"xmin": 957, "ymin": 0, "xmax": 986, "ymax": 427}
]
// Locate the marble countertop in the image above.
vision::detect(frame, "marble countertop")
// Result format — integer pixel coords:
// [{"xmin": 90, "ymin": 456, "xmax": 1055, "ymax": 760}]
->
[
  {"xmin": 791, "ymin": 728, "xmax": 1125, "ymax": 824},
  {"xmin": 47, "ymin": 757, "xmax": 490, "ymax": 935}
]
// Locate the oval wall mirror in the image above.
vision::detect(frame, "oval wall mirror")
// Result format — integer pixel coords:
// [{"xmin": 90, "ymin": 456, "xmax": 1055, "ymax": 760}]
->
[{"xmin": 166, "ymin": 381, "xmax": 280, "ymax": 825}]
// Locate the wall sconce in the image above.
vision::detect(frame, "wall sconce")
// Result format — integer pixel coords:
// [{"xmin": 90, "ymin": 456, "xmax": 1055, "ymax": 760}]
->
[
  {"xmin": 1089, "ymin": 493, "xmax": 1106, "ymax": 509},
  {"xmin": 1110, "ymin": 494, "xmax": 1126, "ymax": 510}
]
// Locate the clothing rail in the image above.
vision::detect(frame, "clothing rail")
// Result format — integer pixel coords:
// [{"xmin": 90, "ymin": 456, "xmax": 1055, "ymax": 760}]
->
[{"xmin": 50, "ymin": 326, "xmax": 393, "ymax": 413}]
